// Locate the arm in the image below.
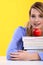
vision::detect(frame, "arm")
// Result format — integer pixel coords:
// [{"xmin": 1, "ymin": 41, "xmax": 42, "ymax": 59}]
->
[
  {"xmin": 38, "ymin": 52, "xmax": 43, "ymax": 61},
  {"xmin": 9, "ymin": 50, "xmax": 40, "ymax": 61},
  {"xmin": 6, "ymin": 26, "xmax": 24, "ymax": 60}
]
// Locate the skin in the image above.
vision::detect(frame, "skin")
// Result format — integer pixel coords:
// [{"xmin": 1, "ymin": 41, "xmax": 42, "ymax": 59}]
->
[
  {"xmin": 30, "ymin": 8, "xmax": 43, "ymax": 35},
  {"xmin": 9, "ymin": 8, "xmax": 43, "ymax": 61},
  {"xmin": 9, "ymin": 50, "xmax": 40, "ymax": 61}
]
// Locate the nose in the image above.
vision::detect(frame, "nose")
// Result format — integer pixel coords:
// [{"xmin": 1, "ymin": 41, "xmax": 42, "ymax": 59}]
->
[
  {"xmin": 35, "ymin": 17, "xmax": 39, "ymax": 22},
  {"xmin": 34, "ymin": 17, "xmax": 40, "ymax": 26}
]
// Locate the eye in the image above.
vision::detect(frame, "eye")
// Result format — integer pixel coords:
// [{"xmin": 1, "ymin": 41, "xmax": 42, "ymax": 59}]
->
[
  {"xmin": 39, "ymin": 15, "xmax": 43, "ymax": 18},
  {"xmin": 31, "ymin": 15, "xmax": 35, "ymax": 18}
]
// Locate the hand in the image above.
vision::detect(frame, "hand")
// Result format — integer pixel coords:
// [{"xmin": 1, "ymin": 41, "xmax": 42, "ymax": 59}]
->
[
  {"xmin": 9, "ymin": 50, "xmax": 40, "ymax": 61},
  {"xmin": 9, "ymin": 50, "xmax": 30, "ymax": 61}
]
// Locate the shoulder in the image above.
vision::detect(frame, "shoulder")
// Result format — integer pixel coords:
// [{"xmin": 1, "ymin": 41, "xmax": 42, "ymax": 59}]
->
[
  {"xmin": 16, "ymin": 26, "xmax": 26, "ymax": 32},
  {"xmin": 14, "ymin": 26, "xmax": 26, "ymax": 36}
]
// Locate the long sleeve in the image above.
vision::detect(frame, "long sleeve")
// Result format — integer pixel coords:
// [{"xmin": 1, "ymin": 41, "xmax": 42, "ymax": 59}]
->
[
  {"xmin": 6, "ymin": 26, "xmax": 26, "ymax": 60},
  {"xmin": 6, "ymin": 26, "xmax": 43, "ymax": 61},
  {"xmin": 38, "ymin": 52, "xmax": 43, "ymax": 61}
]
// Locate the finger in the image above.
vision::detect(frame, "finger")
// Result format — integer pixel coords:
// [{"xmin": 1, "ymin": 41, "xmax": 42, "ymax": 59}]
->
[
  {"xmin": 18, "ymin": 50, "xmax": 23, "ymax": 52},
  {"xmin": 10, "ymin": 54, "xmax": 19, "ymax": 58},
  {"xmin": 9, "ymin": 57, "xmax": 20, "ymax": 61},
  {"xmin": 10, "ymin": 52, "xmax": 19, "ymax": 55},
  {"xmin": 18, "ymin": 50, "xmax": 26, "ymax": 52},
  {"xmin": 10, "ymin": 52, "xmax": 15, "ymax": 55}
]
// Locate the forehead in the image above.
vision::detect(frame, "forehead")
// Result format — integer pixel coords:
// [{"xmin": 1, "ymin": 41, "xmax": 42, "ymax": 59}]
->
[{"xmin": 31, "ymin": 8, "xmax": 42, "ymax": 15}]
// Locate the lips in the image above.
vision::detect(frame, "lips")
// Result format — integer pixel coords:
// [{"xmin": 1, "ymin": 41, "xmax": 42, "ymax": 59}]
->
[{"xmin": 34, "ymin": 22, "xmax": 41, "ymax": 26}]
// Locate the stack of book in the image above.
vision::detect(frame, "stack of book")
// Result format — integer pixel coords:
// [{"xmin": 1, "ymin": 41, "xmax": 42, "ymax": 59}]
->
[{"xmin": 22, "ymin": 36, "xmax": 43, "ymax": 52}]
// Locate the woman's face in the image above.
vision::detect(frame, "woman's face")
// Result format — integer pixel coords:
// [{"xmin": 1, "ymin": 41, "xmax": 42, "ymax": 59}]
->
[{"xmin": 30, "ymin": 8, "xmax": 43, "ymax": 31}]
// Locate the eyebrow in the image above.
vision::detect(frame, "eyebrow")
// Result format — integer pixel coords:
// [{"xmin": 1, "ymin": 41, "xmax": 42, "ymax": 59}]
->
[{"xmin": 31, "ymin": 13, "xmax": 43, "ymax": 16}]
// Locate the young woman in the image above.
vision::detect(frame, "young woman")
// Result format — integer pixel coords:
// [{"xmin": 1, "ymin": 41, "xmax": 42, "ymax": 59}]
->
[{"xmin": 7, "ymin": 2, "xmax": 43, "ymax": 61}]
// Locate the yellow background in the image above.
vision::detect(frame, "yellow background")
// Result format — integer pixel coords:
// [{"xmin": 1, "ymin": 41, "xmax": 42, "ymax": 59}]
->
[{"xmin": 0, "ymin": 0, "xmax": 43, "ymax": 56}]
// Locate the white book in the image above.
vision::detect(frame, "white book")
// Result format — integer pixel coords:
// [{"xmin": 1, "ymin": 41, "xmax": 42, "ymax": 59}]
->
[{"xmin": 22, "ymin": 36, "xmax": 43, "ymax": 52}]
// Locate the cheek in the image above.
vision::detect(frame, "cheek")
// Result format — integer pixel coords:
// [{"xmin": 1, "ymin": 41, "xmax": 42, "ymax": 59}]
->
[
  {"xmin": 30, "ymin": 18, "xmax": 35, "ymax": 24},
  {"xmin": 42, "ymin": 19, "xmax": 43, "ymax": 23},
  {"xmin": 37, "ymin": 22, "xmax": 43, "ymax": 29},
  {"xmin": 40, "ymin": 20, "xmax": 43, "ymax": 26},
  {"xmin": 39, "ymin": 19, "xmax": 43, "ymax": 22},
  {"xmin": 41, "ymin": 22, "xmax": 43, "ymax": 27}
]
